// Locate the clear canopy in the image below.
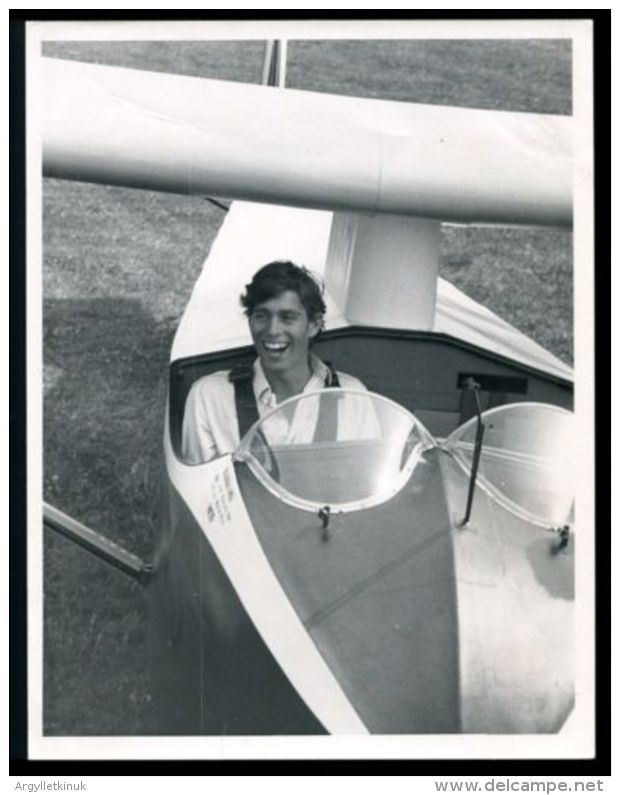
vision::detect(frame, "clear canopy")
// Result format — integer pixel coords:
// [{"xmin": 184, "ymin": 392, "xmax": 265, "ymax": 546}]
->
[
  {"xmin": 234, "ymin": 388, "xmax": 435, "ymax": 512},
  {"xmin": 233, "ymin": 390, "xmax": 575, "ymax": 526},
  {"xmin": 443, "ymin": 402, "xmax": 575, "ymax": 528}
]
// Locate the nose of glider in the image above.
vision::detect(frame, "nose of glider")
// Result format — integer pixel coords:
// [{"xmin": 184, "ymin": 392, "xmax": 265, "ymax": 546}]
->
[{"xmin": 234, "ymin": 447, "xmax": 462, "ymax": 733}]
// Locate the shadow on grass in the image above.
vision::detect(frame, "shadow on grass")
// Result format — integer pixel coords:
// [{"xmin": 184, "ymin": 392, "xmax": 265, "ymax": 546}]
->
[{"xmin": 43, "ymin": 297, "xmax": 176, "ymax": 735}]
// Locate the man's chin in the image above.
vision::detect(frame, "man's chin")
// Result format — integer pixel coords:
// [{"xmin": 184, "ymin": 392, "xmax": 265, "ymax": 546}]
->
[{"xmin": 257, "ymin": 352, "xmax": 289, "ymax": 372}]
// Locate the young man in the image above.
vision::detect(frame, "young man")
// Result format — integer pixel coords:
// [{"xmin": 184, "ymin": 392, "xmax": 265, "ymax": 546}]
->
[{"xmin": 181, "ymin": 261, "xmax": 371, "ymax": 464}]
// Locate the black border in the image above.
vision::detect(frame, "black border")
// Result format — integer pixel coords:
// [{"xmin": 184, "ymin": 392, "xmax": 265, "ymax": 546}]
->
[
  {"xmin": 10, "ymin": 12, "xmax": 28, "ymax": 767},
  {"xmin": 10, "ymin": 8, "xmax": 610, "ymax": 777}
]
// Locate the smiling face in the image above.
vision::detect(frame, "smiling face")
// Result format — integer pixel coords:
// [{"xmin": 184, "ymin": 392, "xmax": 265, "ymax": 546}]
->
[{"xmin": 248, "ymin": 290, "xmax": 321, "ymax": 377}]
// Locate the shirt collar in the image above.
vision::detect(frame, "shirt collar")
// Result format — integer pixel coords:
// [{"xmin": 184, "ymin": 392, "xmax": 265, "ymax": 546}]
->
[{"xmin": 253, "ymin": 353, "xmax": 330, "ymax": 407}]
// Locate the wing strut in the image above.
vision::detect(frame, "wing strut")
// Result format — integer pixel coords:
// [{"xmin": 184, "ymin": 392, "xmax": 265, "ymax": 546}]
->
[
  {"xmin": 44, "ymin": 502, "xmax": 153, "ymax": 584},
  {"xmin": 262, "ymin": 39, "xmax": 287, "ymax": 87}
]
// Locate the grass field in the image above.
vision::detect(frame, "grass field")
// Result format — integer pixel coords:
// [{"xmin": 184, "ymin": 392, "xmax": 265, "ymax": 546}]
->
[{"xmin": 41, "ymin": 38, "xmax": 573, "ymax": 735}]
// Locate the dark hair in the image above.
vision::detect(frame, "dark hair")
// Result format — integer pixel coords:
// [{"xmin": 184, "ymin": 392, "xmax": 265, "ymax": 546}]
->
[{"xmin": 240, "ymin": 261, "xmax": 326, "ymax": 327}]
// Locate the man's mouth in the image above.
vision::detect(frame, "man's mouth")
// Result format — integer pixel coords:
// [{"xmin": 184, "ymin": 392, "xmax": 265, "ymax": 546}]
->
[{"xmin": 261, "ymin": 341, "xmax": 290, "ymax": 354}]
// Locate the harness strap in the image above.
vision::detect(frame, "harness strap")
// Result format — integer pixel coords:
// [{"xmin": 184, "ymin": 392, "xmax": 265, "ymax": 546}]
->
[
  {"xmin": 313, "ymin": 362, "xmax": 339, "ymax": 443},
  {"xmin": 229, "ymin": 361, "xmax": 341, "ymax": 442},
  {"xmin": 325, "ymin": 363, "xmax": 340, "ymax": 388},
  {"xmin": 229, "ymin": 364, "xmax": 260, "ymax": 439}
]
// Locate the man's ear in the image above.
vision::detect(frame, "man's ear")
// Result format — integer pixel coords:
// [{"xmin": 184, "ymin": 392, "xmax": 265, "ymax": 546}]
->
[{"xmin": 308, "ymin": 314, "xmax": 323, "ymax": 340}]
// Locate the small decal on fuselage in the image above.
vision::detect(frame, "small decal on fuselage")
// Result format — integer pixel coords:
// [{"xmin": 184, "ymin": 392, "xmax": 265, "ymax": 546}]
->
[{"xmin": 206, "ymin": 467, "xmax": 234, "ymax": 525}]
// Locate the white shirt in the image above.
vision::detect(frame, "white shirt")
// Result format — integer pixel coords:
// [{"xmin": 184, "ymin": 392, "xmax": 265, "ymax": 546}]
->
[{"xmin": 181, "ymin": 354, "xmax": 372, "ymax": 465}]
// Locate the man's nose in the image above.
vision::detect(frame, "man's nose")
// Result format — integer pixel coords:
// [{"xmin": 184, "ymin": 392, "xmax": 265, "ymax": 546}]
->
[{"xmin": 267, "ymin": 315, "xmax": 282, "ymax": 335}]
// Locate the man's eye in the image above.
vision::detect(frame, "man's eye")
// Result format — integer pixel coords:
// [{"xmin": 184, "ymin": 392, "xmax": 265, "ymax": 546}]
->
[
  {"xmin": 281, "ymin": 314, "xmax": 298, "ymax": 323},
  {"xmin": 252, "ymin": 312, "xmax": 267, "ymax": 322}
]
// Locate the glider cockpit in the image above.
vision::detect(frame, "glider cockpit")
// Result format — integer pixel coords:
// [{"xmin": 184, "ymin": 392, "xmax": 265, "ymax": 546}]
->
[{"xmin": 157, "ymin": 388, "xmax": 575, "ymax": 734}]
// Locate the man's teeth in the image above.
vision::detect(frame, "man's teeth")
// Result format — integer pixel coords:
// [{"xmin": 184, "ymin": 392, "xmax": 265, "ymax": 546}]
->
[{"xmin": 264, "ymin": 342, "xmax": 288, "ymax": 352}]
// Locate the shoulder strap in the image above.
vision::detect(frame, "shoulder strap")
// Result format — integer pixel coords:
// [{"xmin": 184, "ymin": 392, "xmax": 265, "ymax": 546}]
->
[
  {"xmin": 229, "ymin": 364, "xmax": 259, "ymax": 440},
  {"xmin": 313, "ymin": 362, "xmax": 340, "ymax": 442},
  {"xmin": 323, "ymin": 361, "xmax": 340, "ymax": 388}
]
